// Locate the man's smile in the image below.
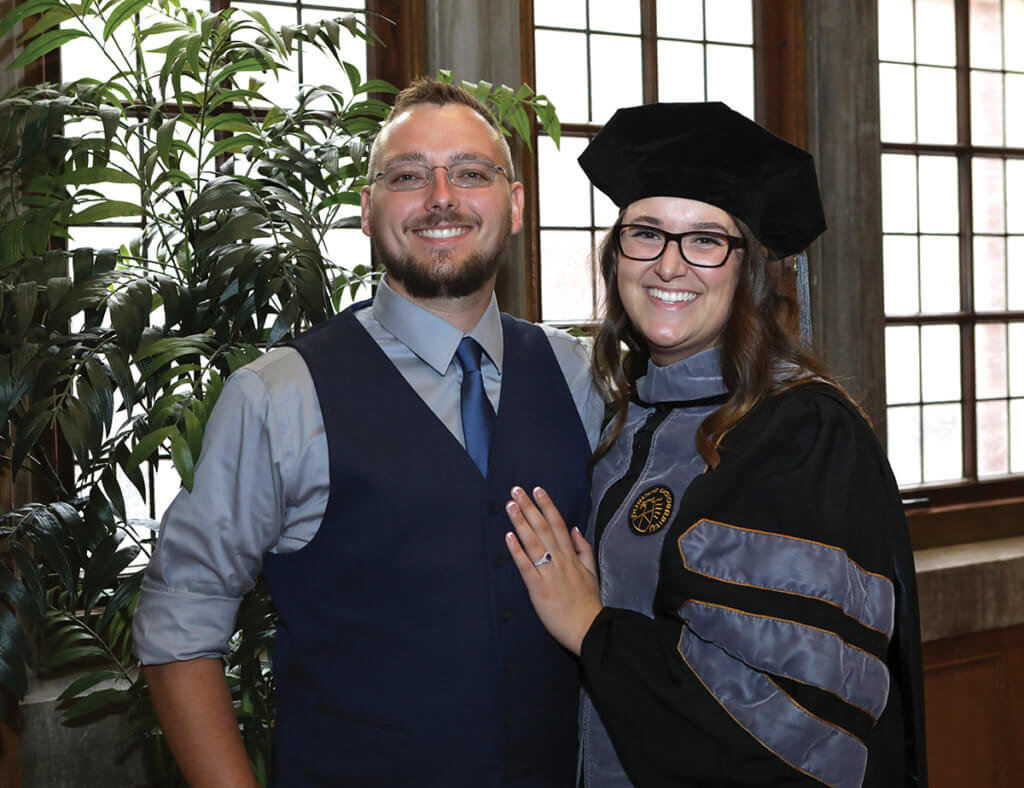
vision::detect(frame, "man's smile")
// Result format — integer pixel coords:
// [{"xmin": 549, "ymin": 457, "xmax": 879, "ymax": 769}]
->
[{"xmin": 413, "ymin": 225, "xmax": 473, "ymax": 240}]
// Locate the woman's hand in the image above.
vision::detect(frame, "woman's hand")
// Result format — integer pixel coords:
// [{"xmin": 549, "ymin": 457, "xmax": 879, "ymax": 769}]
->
[{"xmin": 504, "ymin": 486, "xmax": 603, "ymax": 656}]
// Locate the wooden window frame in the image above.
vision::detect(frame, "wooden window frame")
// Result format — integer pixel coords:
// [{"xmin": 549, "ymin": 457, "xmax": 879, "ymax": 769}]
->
[
  {"xmin": 520, "ymin": 0, "xmax": 768, "ymax": 325},
  {"xmin": 878, "ymin": 0, "xmax": 1024, "ymax": 542}
]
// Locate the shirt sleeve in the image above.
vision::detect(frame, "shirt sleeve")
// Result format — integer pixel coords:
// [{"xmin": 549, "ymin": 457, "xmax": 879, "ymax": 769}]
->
[
  {"xmin": 132, "ymin": 351, "xmax": 325, "ymax": 664},
  {"xmin": 539, "ymin": 325, "xmax": 605, "ymax": 452},
  {"xmin": 580, "ymin": 388, "xmax": 905, "ymax": 788}
]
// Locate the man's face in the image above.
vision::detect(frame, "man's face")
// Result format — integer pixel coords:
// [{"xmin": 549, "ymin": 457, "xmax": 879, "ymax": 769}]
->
[{"xmin": 361, "ymin": 104, "xmax": 524, "ymax": 300}]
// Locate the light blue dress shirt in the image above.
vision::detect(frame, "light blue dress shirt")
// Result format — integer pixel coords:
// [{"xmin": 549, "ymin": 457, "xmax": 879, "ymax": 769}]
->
[{"xmin": 133, "ymin": 279, "xmax": 604, "ymax": 665}]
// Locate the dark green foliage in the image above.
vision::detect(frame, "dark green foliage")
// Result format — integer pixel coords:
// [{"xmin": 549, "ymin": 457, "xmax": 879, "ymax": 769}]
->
[{"xmin": 1, "ymin": 1, "xmax": 559, "ymax": 782}]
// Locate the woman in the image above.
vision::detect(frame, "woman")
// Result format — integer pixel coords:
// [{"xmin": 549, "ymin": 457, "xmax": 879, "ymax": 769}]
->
[{"xmin": 504, "ymin": 103, "xmax": 927, "ymax": 787}]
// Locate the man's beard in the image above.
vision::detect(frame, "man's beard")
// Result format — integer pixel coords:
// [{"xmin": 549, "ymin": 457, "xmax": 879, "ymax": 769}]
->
[{"xmin": 371, "ymin": 210, "xmax": 511, "ymax": 299}]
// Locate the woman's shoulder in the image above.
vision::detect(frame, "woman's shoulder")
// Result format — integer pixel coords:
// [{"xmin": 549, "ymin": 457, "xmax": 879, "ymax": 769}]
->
[
  {"xmin": 716, "ymin": 381, "xmax": 888, "ymax": 482},
  {"xmin": 738, "ymin": 381, "xmax": 873, "ymax": 441}
]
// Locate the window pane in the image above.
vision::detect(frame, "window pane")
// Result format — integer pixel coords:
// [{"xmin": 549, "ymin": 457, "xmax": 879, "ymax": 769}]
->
[
  {"xmin": 888, "ymin": 405, "xmax": 923, "ymax": 485},
  {"xmin": 1006, "ymin": 0, "xmax": 1024, "ymax": 71},
  {"xmin": 538, "ymin": 136, "xmax": 591, "ymax": 228},
  {"xmin": 917, "ymin": 66, "xmax": 958, "ymax": 144},
  {"xmin": 922, "ymin": 402, "xmax": 963, "ymax": 481},
  {"xmin": 1006, "ymin": 73, "xmax": 1024, "ymax": 146},
  {"xmin": 302, "ymin": 7, "xmax": 368, "ymax": 102},
  {"xmin": 977, "ymin": 399, "xmax": 1009, "ymax": 475},
  {"xmin": 593, "ymin": 186, "xmax": 620, "ymax": 228},
  {"xmin": 535, "ymin": 30, "xmax": 590, "ymax": 122},
  {"xmin": 1009, "ymin": 322, "xmax": 1024, "ymax": 395},
  {"xmin": 972, "ymin": 157, "xmax": 1006, "ymax": 233},
  {"xmin": 921, "ymin": 323, "xmax": 961, "ymax": 401},
  {"xmin": 67, "ymin": 225, "xmax": 139, "ymax": 254},
  {"xmin": 233, "ymin": 2, "xmax": 300, "ymax": 107},
  {"xmin": 971, "ymin": 70, "xmax": 1005, "ymax": 146},
  {"xmin": 916, "ymin": 0, "xmax": 957, "ymax": 66},
  {"xmin": 590, "ymin": 0, "xmax": 641, "ymax": 33},
  {"xmin": 1007, "ymin": 160, "xmax": 1024, "ymax": 233},
  {"xmin": 324, "ymin": 230, "xmax": 372, "ymax": 308},
  {"xmin": 1011, "ymin": 398, "xmax": 1024, "ymax": 472},
  {"xmin": 882, "ymin": 154, "xmax": 919, "ymax": 232},
  {"xmin": 706, "ymin": 45, "xmax": 754, "ymax": 117},
  {"xmin": 658, "ymin": 0, "xmax": 704, "ymax": 39},
  {"xmin": 886, "ymin": 325, "xmax": 922, "ymax": 403},
  {"xmin": 976, "ymin": 322, "xmax": 1008, "ymax": 398},
  {"xmin": 1010, "ymin": 239, "xmax": 1024, "ymax": 309},
  {"xmin": 534, "ymin": 0, "xmax": 586, "ymax": 28},
  {"xmin": 590, "ymin": 34, "xmax": 643, "ymax": 124},
  {"xmin": 658, "ymin": 40, "xmax": 707, "ymax": 102},
  {"xmin": 705, "ymin": 0, "xmax": 753, "ymax": 44},
  {"xmin": 880, "ymin": 64, "xmax": 917, "ymax": 143},
  {"xmin": 61, "ymin": 10, "xmax": 136, "ymax": 84},
  {"xmin": 541, "ymin": 231, "xmax": 595, "ymax": 321},
  {"xmin": 139, "ymin": 3, "xmax": 193, "ymax": 83},
  {"xmin": 65, "ymin": 119, "xmax": 141, "ymax": 209},
  {"xmin": 920, "ymin": 235, "xmax": 960, "ymax": 312},
  {"xmin": 918, "ymin": 155, "xmax": 959, "ymax": 233},
  {"xmin": 884, "ymin": 235, "xmax": 921, "ymax": 313},
  {"xmin": 970, "ymin": 0, "xmax": 1004, "ymax": 69},
  {"xmin": 974, "ymin": 235, "xmax": 1007, "ymax": 310},
  {"xmin": 880, "ymin": 0, "xmax": 916, "ymax": 61}
]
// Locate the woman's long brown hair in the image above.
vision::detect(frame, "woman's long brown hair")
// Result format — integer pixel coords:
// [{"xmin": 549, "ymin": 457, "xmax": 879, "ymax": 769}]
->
[{"xmin": 592, "ymin": 212, "xmax": 847, "ymax": 466}]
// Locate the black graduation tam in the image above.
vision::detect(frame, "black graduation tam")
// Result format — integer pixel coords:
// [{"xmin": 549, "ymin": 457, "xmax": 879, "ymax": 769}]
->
[{"xmin": 578, "ymin": 102, "xmax": 827, "ymax": 257}]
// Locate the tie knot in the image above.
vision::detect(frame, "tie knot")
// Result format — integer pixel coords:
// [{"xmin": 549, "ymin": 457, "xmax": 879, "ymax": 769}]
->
[{"xmin": 455, "ymin": 337, "xmax": 484, "ymax": 373}]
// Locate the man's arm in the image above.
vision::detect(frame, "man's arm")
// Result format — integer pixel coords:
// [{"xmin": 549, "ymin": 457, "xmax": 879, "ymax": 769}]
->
[
  {"xmin": 538, "ymin": 325, "xmax": 606, "ymax": 451},
  {"xmin": 133, "ymin": 350, "xmax": 329, "ymax": 780},
  {"xmin": 144, "ymin": 659, "xmax": 257, "ymax": 788}
]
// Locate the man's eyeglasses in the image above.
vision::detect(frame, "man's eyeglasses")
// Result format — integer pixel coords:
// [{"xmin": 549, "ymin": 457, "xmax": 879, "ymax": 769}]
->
[
  {"xmin": 615, "ymin": 224, "xmax": 746, "ymax": 268},
  {"xmin": 373, "ymin": 160, "xmax": 510, "ymax": 191}
]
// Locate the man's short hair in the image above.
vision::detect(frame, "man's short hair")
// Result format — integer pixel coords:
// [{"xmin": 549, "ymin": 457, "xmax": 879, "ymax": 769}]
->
[{"xmin": 367, "ymin": 77, "xmax": 515, "ymax": 179}]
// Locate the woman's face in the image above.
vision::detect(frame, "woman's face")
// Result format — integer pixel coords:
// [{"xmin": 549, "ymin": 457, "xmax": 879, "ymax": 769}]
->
[{"xmin": 616, "ymin": 196, "xmax": 742, "ymax": 366}]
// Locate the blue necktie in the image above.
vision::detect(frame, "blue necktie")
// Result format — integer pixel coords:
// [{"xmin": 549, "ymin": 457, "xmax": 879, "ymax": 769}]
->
[{"xmin": 455, "ymin": 337, "xmax": 496, "ymax": 475}]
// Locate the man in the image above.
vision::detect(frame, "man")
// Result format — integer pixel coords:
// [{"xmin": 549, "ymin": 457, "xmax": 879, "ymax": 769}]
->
[{"xmin": 133, "ymin": 78, "xmax": 603, "ymax": 786}]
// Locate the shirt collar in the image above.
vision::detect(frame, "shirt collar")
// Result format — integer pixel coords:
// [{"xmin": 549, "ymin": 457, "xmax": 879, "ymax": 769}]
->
[{"xmin": 373, "ymin": 277, "xmax": 504, "ymax": 375}]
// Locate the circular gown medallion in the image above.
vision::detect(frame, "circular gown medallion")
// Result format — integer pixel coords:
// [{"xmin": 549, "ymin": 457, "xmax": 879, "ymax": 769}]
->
[{"xmin": 629, "ymin": 485, "xmax": 674, "ymax": 535}]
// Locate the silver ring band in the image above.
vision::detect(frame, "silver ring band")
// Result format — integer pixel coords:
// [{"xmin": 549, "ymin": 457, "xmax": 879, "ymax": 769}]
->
[{"xmin": 533, "ymin": 552, "xmax": 552, "ymax": 567}]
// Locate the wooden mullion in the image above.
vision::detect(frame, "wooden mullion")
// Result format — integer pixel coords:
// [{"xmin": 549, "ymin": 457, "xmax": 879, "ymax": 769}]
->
[
  {"xmin": 640, "ymin": 0, "xmax": 658, "ymax": 103},
  {"xmin": 518, "ymin": 0, "xmax": 541, "ymax": 322},
  {"xmin": 559, "ymin": 122, "xmax": 603, "ymax": 136},
  {"xmin": 883, "ymin": 141, "xmax": 1024, "ymax": 157},
  {"xmin": 956, "ymin": 0, "xmax": 978, "ymax": 481},
  {"xmin": 753, "ymin": 0, "xmax": 807, "ymax": 147},
  {"xmin": 886, "ymin": 310, "xmax": 1024, "ymax": 325},
  {"xmin": 365, "ymin": 0, "xmax": 426, "ymax": 93}
]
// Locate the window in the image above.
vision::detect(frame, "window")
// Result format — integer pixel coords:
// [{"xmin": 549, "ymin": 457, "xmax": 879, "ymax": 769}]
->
[
  {"xmin": 528, "ymin": 0, "xmax": 754, "ymax": 324},
  {"xmin": 879, "ymin": 0, "xmax": 1024, "ymax": 489}
]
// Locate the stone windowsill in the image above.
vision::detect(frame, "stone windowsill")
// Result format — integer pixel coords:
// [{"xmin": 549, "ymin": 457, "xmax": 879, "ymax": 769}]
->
[{"xmin": 914, "ymin": 535, "xmax": 1024, "ymax": 642}]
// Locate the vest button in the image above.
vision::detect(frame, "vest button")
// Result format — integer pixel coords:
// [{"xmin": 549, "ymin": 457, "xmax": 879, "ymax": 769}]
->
[
  {"xmin": 488, "ymin": 500, "xmax": 503, "ymax": 514},
  {"xmin": 495, "ymin": 552, "xmax": 508, "ymax": 566},
  {"xmin": 504, "ymin": 660, "xmax": 514, "ymax": 675},
  {"xmin": 502, "ymin": 607, "xmax": 513, "ymax": 621}
]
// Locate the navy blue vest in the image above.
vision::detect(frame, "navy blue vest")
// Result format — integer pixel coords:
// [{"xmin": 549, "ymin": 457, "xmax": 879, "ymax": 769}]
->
[{"xmin": 264, "ymin": 302, "xmax": 592, "ymax": 786}]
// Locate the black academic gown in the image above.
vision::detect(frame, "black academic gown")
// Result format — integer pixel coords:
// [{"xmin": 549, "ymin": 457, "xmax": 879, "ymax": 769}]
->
[{"xmin": 580, "ymin": 383, "xmax": 927, "ymax": 788}]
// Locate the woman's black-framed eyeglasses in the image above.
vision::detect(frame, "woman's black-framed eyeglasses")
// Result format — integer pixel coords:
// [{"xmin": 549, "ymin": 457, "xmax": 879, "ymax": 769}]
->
[{"xmin": 615, "ymin": 224, "xmax": 746, "ymax": 268}]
